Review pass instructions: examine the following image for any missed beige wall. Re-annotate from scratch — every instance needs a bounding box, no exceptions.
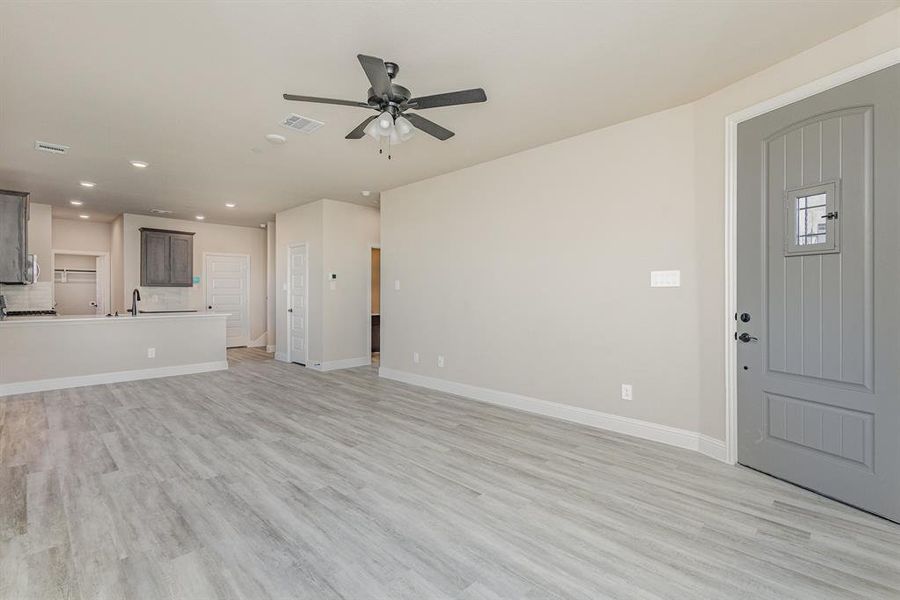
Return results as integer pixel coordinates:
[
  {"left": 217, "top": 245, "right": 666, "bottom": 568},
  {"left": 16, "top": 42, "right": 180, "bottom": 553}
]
[
  {"left": 381, "top": 10, "right": 900, "bottom": 442},
  {"left": 274, "top": 199, "right": 380, "bottom": 366},
  {"left": 0, "top": 315, "right": 226, "bottom": 390},
  {"left": 322, "top": 200, "right": 380, "bottom": 362},
  {"left": 51, "top": 217, "right": 111, "bottom": 252},
  {"left": 110, "top": 215, "right": 125, "bottom": 313},
  {"left": 122, "top": 214, "right": 268, "bottom": 342}
]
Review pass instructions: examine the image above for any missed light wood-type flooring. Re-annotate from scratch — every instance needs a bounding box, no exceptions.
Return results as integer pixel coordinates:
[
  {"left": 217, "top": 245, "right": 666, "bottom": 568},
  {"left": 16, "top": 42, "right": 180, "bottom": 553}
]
[{"left": 1, "top": 348, "right": 898, "bottom": 599}]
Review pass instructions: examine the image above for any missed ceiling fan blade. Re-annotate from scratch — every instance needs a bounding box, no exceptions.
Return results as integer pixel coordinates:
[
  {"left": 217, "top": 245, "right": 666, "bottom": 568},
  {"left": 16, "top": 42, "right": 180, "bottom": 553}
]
[
  {"left": 357, "top": 54, "right": 392, "bottom": 99},
  {"left": 408, "top": 88, "right": 487, "bottom": 110},
  {"left": 283, "top": 94, "right": 372, "bottom": 109},
  {"left": 346, "top": 115, "right": 378, "bottom": 139},
  {"left": 404, "top": 113, "right": 455, "bottom": 141}
]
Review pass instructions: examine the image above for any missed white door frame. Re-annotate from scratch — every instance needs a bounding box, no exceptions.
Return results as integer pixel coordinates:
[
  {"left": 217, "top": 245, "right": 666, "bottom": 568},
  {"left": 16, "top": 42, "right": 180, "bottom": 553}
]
[
  {"left": 366, "top": 244, "right": 381, "bottom": 365},
  {"left": 723, "top": 49, "right": 900, "bottom": 465},
  {"left": 286, "top": 242, "right": 309, "bottom": 365},
  {"left": 51, "top": 249, "right": 110, "bottom": 314},
  {"left": 203, "top": 252, "right": 251, "bottom": 347}
]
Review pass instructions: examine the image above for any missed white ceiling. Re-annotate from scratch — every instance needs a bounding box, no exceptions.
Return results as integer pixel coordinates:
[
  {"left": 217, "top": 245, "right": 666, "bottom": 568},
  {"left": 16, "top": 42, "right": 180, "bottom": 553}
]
[{"left": 0, "top": 1, "right": 895, "bottom": 227}]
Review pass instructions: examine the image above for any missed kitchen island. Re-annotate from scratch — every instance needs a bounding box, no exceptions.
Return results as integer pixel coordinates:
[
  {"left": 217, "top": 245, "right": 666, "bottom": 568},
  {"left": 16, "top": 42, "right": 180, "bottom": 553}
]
[{"left": 0, "top": 312, "right": 228, "bottom": 396}]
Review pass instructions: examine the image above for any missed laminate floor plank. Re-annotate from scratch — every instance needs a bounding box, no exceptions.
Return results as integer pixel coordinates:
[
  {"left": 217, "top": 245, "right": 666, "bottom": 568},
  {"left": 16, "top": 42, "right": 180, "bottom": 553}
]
[{"left": 1, "top": 347, "right": 898, "bottom": 599}]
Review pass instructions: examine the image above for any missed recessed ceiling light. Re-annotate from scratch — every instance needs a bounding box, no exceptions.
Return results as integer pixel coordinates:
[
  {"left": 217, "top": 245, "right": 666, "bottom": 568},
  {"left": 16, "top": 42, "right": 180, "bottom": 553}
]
[
  {"left": 265, "top": 133, "right": 287, "bottom": 145},
  {"left": 69, "top": 200, "right": 83, "bottom": 206},
  {"left": 79, "top": 214, "right": 90, "bottom": 219},
  {"left": 196, "top": 215, "right": 205, "bottom": 220},
  {"left": 225, "top": 203, "right": 236, "bottom": 208},
  {"left": 79, "top": 181, "right": 96, "bottom": 188},
  {"left": 129, "top": 160, "right": 149, "bottom": 168},
  {"left": 361, "top": 190, "right": 371, "bottom": 197}
]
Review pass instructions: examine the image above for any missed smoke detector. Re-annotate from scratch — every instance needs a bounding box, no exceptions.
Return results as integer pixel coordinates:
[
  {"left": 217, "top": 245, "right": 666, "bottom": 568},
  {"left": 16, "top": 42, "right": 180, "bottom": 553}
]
[
  {"left": 34, "top": 140, "right": 69, "bottom": 155},
  {"left": 149, "top": 208, "right": 173, "bottom": 215},
  {"left": 280, "top": 113, "right": 324, "bottom": 134}
]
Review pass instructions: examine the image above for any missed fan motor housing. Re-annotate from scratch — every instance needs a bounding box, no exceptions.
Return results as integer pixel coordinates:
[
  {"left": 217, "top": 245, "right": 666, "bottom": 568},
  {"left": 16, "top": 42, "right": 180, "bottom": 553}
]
[{"left": 367, "top": 84, "right": 411, "bottom": 107}]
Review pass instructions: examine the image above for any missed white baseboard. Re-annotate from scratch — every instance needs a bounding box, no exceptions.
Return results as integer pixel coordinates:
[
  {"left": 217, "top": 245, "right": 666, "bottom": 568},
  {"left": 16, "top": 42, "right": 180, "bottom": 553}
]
[
  {"left": 379, "top": 367, "right": 729, "bottom": 464},
  {"left": 0, "top": 361, "right": 229, "bottom": 397},
  {"left": 698, "top": 434, "right": 728, "bottom": 463},
  {"left": 265, "top": 345, "right": 275, "bottom": 353},
  {"left": 310, "top": 356, "right": 370, "bottom": 372},
  {"left": 274, "top": 352, "right": 289, "bottom": 363}
]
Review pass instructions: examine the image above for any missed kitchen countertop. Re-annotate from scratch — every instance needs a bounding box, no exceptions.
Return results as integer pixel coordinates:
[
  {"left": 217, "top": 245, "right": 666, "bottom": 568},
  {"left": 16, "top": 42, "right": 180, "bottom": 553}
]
[{"left": 0, "top": 312, "right": 229, "bottom": 325}]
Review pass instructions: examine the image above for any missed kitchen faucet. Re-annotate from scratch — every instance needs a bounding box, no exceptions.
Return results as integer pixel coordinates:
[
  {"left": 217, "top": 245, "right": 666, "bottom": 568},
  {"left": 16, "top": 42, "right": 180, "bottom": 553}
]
[{"left": 130, "top": 288, "right": 141, "bottom": 316}]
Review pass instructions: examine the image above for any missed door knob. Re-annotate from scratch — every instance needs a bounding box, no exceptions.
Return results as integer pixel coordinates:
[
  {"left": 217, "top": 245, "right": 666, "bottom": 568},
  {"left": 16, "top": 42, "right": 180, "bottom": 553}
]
[
  {"left": 288, "top": 308, "right": 293, "bottom": 313},
  {"left": 208, "top": 305, "right": 212, "bottom": 310},
  {"left": 738, "top": 332, "right": 758, "bottom": 343}
]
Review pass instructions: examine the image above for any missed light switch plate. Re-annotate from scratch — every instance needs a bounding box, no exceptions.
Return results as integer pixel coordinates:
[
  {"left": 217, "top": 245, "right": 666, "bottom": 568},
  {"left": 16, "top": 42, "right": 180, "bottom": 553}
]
[
  {"left": 394, "top": 280, "right": 401, "bottom": 291},
  {"left": 650, "top": 270, "right": 681, "bottom": 288}
]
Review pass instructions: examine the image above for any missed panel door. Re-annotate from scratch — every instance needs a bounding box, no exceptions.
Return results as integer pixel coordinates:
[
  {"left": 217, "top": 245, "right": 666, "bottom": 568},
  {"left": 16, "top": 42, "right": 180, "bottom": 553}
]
[
  {"left": 142, "top": 231, "right": 170, "bottom": 286},
  {"left": 169, "top": 234, "right": 194, "bottom": 286},
  {"left": 289, "top": 244, "right": 308, "bottom": 365},
  {"left": 205, "top": 254, "right": 249, "bottom": 348},
  {"left": 736, "top": 65, "right": 899, "bottom": 521}
]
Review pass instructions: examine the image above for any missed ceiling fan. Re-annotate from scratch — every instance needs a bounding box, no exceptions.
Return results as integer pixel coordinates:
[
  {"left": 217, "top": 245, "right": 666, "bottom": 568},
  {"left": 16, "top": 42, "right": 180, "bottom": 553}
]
[{"left": 283, "top": 54, "right": 487, "bottom": 146}]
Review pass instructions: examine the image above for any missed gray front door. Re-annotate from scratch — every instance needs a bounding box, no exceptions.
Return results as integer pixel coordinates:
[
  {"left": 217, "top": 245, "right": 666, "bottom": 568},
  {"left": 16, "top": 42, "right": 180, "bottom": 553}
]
[{"left": 737, "top": 64, "right": 899, "bottom": 522}]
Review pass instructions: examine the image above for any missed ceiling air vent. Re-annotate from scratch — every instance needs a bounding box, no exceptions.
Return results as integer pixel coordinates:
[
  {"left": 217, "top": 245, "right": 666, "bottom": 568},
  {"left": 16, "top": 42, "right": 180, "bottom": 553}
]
[
  {"left": 280, "top": 113, "right": 324, "bottom": 134},
  {"left": 149, "top": 208, "right": 173, "bottom": 215},
  {"left": 34, "top": 140, "right": 70, "bottom": 155}
]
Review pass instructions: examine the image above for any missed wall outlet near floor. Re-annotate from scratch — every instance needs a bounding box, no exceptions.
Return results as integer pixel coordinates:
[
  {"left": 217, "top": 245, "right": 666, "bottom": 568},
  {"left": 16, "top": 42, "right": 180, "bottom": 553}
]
[
  {"left": 147, "top": 347, "right": 156, "bottom": 359},
  {"left": 413, "top": 352, "right": 420, "bottom": 364},
  {"left": 437, "top": 355, "right": 445, "bottom": 368},
  {"left": 621, "top": 384, "right": 632, "bottom": 401}
]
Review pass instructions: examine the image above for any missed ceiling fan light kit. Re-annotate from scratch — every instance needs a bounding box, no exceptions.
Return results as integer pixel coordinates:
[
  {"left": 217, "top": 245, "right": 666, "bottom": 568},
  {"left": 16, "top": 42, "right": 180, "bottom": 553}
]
[{"left": 283, "top": 53, "right": 486, "bottom": 159}]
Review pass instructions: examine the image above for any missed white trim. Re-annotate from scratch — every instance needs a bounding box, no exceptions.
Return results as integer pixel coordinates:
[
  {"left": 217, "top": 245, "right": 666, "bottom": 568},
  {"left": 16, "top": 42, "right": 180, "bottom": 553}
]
[
  {"left": 310, "top": 357, "right": 370, "bottom": 372},
  {"left": 203, "top": 252, "right": 251, "bottom": 348},
  {"left": 723, "top": 49, "right": 900, "bottom": 465},
  {"left": 380, "top": 367, "right": 729, "bottom": 463},
  {"left": 0, "top": 361, "right": 228, "bottom": 397},
  {"left": 366, "top": 244, "right": 381, "bottom": 365},
  {"left": 286, "top": 242, "right": 309, "bottom": 366},
  {"left": 274, "top": 351, "right": 288, "bottom": 362}
]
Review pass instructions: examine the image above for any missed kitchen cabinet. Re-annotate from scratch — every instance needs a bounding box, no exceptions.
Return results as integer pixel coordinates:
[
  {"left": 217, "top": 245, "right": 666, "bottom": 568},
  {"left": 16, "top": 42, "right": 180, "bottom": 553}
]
[
  {"left": 140, "top": 227, "right": 195, "bottom": 287},
  {"left": 0, "top": 190, "right": 29, "bottom": 284}
]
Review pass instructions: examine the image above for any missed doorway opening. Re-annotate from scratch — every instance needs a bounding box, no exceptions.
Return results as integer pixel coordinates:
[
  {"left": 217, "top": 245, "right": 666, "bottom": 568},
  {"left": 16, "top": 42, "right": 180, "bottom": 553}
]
[
  {"left": 369, "top": 246, "right": 381, "bottom": 365},
  {"left": 52, "top": 250, "right": 110, "bottom": 316}
]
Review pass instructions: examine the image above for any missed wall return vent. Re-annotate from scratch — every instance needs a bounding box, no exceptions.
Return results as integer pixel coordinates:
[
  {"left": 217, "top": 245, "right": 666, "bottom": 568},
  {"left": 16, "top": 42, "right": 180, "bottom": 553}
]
[
  {"left": 280, "top": 113, "right": 324, "bottom": 134},
  {"left": 34, "top": 140, "right": 70, "bottom": 155}
]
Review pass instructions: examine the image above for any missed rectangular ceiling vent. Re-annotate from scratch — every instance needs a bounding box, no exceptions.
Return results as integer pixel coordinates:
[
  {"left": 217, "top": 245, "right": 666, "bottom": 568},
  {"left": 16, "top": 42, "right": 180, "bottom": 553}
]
[
  {"left": 280, "top": 113, "right": 324, "bottom": 134},
  {"left": 34, "top": 140, "right": 70, "bottom": 155},
  {"left": 149, "top": 208, "right": 173, "bottom": 215}
]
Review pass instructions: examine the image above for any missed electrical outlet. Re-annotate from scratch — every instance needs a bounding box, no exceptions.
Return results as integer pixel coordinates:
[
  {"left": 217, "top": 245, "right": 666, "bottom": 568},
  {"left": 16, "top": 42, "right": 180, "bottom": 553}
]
[
  {"left": 413, "top": 352, "right": 420, "bottom": 364},
  {"left": 621, "top": 384, "right": 632, "bottom": 401},
  {"left": 147, "top": 347, "right": 156, "bottom": 359},
  {"left": 394, "top": 279, "right": 401, "bottom": 291},
  {"left": 437, "top": 355, "right": 445, "bottom": 368}
]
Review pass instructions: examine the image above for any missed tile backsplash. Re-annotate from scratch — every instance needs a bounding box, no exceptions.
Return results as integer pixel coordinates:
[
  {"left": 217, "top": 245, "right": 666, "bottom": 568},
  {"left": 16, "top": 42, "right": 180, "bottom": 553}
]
[
  {"left": 137, "top": 287, "right": 193, "bottom": 311},
  {"left": 0, "top": 282, "right": 53, "bottom": 311}
]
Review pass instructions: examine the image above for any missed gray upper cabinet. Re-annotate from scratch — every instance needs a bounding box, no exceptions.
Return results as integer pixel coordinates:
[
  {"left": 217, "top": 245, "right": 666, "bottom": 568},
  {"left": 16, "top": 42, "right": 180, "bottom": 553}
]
[
  {"left": 0, "top": 190, "right": 30, "bottom": 284},
  {"left": 140, "top": 227, "right": 195, "bottom": 287}
]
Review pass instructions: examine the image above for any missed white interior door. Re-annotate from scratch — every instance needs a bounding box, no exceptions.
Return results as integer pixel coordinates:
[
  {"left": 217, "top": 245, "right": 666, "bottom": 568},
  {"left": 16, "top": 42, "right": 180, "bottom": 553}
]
[
  {"left": 288, "top": 244, "right": 308, "bottom": 365},
  {"left": 205, "top": 253, "right": 250, "bottom": 348}
]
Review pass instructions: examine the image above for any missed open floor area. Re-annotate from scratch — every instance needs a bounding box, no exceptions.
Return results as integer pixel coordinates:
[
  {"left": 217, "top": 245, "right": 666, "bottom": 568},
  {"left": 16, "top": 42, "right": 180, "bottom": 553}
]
[{"left": 2, "top": 349, "right": 898, "bottom": 600}]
